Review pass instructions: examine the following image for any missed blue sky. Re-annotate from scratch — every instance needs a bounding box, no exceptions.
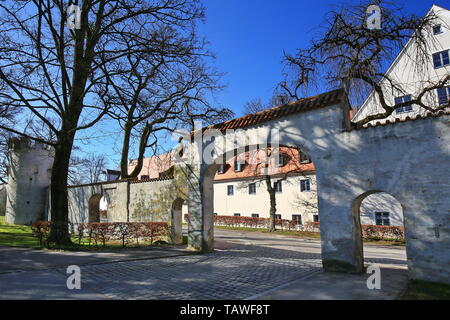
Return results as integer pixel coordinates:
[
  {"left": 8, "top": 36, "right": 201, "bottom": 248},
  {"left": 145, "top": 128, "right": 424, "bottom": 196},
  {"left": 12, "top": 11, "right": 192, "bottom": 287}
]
[
  {"left": 80, "top": 0, "right": 449, "bottom": 169},
  {"left": 199, "top": 0, "right": 448, "bottom": 116}
]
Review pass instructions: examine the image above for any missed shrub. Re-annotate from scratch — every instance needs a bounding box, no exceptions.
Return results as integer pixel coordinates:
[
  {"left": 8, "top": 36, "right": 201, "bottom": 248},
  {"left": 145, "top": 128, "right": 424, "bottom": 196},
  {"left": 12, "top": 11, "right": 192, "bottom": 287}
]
[
  {"left": 31, "top": 221, "right": 52, "bottom": 247},
  {"left": 92, "top": 223, "right": 113, "bottom": 247},
  {"left": 362, "top": 225, "right": 404, "bottom": 241},
  {"left": 112, "top": 222, "right": 132, "bottom": 248},
  {"left": 141, "top": 222, "right": 169, "bottom": 244},
  {"left": 304, "top": 222, "right": 320, "bottom": 233},
  {"left": 77, "top": 223, "right": 86, "bottom": 245}
]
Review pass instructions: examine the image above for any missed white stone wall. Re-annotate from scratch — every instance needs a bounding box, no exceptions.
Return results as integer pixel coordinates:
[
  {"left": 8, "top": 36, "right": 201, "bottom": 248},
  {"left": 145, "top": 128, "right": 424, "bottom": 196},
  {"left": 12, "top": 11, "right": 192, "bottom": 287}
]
[
  {"left": 353, "top": 6, "right": 450, "bottom": 124},
  {"left": 67, "top": 178, "right": 176, "bottom": 224},
  {"left": 188, "top": 95, "right": 449, "bottom": 283}
]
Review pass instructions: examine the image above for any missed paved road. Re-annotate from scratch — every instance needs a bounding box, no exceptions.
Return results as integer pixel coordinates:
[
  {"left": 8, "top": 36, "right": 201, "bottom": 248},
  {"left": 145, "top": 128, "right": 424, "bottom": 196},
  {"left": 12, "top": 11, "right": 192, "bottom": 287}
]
[{"left": 0, "top": 229, "right": 408, "bottom": 300}]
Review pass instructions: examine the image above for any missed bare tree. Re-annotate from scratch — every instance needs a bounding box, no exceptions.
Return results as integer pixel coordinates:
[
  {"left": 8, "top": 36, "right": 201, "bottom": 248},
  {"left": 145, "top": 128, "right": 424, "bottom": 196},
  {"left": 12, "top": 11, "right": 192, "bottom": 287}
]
[
  {"left": 69, "top": 153, "right": 108, "bottom": 185},
  {"left": 235, "top": 146, "right": 313, "bottom": 232},
  {"left": 0, "top": 0, "right": 209, "bottom": 245},
  {"left": 280, "top": 1, "right": 450, "bottom": 126},
  {"left": 243, "top": 93, "right": 291, "bottom": 116},
  {"left": 103, "top": 36, "right": 233, "bottom": 179},
  {"left": 243, "top": 98, "right": 265, "bottom": 115}
]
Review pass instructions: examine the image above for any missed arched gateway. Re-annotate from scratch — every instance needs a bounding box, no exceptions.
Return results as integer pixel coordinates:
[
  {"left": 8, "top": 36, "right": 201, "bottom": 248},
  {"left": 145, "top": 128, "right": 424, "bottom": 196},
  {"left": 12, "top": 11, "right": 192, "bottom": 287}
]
[{"left": 177, "top": 88, "right": 449, "bottom": 285}]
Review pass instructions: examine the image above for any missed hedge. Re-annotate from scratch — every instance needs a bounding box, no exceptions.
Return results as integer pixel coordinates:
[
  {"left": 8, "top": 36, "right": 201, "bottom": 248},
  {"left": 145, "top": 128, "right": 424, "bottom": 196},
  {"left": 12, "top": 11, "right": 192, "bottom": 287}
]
[
  {"left": 184, "top": 215, "right": 404, "bottom": 240},
  {"left": 32, "top": 221, "right": 169, "bottom": 248}
]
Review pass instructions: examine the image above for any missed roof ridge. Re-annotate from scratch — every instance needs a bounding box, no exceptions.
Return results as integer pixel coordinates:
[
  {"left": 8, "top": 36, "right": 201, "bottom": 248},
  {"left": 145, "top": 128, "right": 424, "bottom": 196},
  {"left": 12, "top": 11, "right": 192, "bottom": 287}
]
[
  {"left": 352, "top": 109, "right": 450, "bottom": 131},
  {"left": 207, "top": 88, "right": 346, "bottom": 132}
]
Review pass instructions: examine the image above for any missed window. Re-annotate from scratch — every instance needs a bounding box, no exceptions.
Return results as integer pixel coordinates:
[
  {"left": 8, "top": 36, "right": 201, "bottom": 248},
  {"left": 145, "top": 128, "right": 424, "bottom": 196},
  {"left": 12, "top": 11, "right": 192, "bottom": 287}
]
[
  {"left": 394, "top": 95, "right": 413, "bottom": 114},
  {"left": 437, "top": 87, "right": 450, "bottom": 106},
  {"left": 277, "top": 153, "right": 287, "bottom": 167},
  {"left": 292, "top": 215, "right": 302, "bottom": 225},
  {"left": 274, "top": 180, "right": 282, "bottom": 193},
  {"left": 251, "top": 213, "right": 259, "bottom": 218},
  {"left": 300, "top": 152, "right": 311, "bottom": 164},
  {"left": 300, "top": 179, "right": 311, "bottom": 192},
  {"left": 313, "top": 215, "right": 319, "bottom": 222},
  {"left": 217, "top": 164, "right": 226, "bottom": 174},
  {"left": 375, "top": 212, "right": 390, "bottom": 226},
  {"left": 433, "top": 24, "right": 443, "bottom": 35},
  {"left": 275, "top": 214, "right": 282, "bottom": 220},
  {"left": 234, "top": 213, "right": 241, "bottom": 217},
  {"left": 227, "top": 185, "right": 234, "bottom": 196},
  {"left": 249, "top": 183, "right": 256, "bottom": 195},
  {"left": 234, "top": 160, "right": 244, "bottom": 172},
  {"left": 433, "top": 50, "right": 450, "bottom": 69}
]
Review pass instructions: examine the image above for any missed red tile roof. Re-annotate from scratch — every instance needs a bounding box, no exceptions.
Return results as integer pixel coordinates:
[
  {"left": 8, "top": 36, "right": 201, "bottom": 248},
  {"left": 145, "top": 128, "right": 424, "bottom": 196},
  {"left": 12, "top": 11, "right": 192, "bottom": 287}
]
[
  {"left": 206, "top": 88, "right": 347, "bottom": 132},
  {"left": 353, "top": 110, "right": 450, "bottom": 130}
]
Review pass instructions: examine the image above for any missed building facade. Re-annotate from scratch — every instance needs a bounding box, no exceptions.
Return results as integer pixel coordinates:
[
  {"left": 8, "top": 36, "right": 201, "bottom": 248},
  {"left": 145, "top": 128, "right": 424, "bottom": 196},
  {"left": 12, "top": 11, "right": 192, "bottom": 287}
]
[{"left": 353, "top": 5, "right": 450, "bottom": 123}]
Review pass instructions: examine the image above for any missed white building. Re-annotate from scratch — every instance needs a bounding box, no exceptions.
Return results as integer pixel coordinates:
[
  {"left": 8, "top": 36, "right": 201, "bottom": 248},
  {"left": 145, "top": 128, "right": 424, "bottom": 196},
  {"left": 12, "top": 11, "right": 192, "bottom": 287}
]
[
  {"left": 353, "top": 5, "right": 450, "bottom": 123},
  {"left": 130, "top": 145, "right": 403, "bottom": 227},
  {"left": 212, "top": 147, "right": 319, "bottom": 224}
]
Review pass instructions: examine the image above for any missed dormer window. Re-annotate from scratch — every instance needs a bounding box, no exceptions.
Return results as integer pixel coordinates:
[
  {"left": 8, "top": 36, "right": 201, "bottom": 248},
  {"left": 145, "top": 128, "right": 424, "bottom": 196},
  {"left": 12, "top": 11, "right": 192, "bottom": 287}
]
[
  {"left": 277, "top": 153, "right": 285, "bottom": 167},
  {"left": 300, "top": 152, "right": 311, "bottom": 164},
  {"left": 217, "top": 164, "right": 226, "bottom": 174},
  {"left": 234, "top": 160, "right": 244, "bottom": 172},
  {"left": 433, "top": 24, "right": 443, "bottom": 35}
]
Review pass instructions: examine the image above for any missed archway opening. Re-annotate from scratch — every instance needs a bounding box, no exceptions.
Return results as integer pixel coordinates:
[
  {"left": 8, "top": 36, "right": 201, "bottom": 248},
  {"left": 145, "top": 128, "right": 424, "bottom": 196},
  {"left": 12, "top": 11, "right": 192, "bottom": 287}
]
[
  {"left": 88, "top": 194, "right": 103, "bottom": 223},
  {"left": 210, "top": 144, "right": 319, "bottom": 236},
  {"left": 171, "top": 197, "right": 186, "bottom": 244},
  {"left": 99, "top": 195, "right": 109, "bottom": 222},
  {"left": 353, "top": 191, "right": 407, "bottom": 270}
]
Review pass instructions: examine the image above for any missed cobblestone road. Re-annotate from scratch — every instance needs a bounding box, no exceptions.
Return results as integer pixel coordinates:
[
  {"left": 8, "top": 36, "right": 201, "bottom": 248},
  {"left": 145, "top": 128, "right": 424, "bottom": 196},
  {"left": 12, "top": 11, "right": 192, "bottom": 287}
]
[
  {"left": 0, "top": 229, "right": 406, "bottom": 300},
  {"left": 68, "top": 244, "right": 322, "bottom": 300}
]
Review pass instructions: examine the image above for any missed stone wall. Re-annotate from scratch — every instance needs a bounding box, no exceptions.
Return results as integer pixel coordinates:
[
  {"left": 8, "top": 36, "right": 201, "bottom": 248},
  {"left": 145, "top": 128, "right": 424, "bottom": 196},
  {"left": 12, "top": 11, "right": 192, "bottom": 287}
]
[
  {"left": 67, "top": 177, "right": 177, "bottom": 224},
  {"left": 186, "top": 100, "right": 450, "bottom": 284}
]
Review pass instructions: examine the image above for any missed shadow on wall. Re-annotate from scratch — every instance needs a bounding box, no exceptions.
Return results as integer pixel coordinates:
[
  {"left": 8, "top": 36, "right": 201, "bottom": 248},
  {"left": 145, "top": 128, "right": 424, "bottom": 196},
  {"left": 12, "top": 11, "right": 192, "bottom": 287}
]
[{"left": 189, "top": 98, "right": 449, "bottom": 283}]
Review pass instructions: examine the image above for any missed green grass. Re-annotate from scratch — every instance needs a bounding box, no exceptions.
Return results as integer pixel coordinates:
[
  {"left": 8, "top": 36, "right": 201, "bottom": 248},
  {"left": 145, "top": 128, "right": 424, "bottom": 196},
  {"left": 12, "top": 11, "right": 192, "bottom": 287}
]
[
  {"left": 401, "top": 280, "right": 450, "bottom": 300},
  {"left": 214, "top": 225, "right": 321, "bottom": 239},
  {"left": 0, "top": 216, "right": 43, "bottom": 249},
  {"left": 0, "top": 216, "right": 170, "bottom": 251}
]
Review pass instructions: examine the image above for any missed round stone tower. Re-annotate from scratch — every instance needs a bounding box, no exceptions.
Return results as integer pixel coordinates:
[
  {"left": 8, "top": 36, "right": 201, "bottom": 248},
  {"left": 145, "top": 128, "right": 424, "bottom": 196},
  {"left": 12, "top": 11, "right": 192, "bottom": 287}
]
[{"left": 6, "top": 137, "right": 54, "bottom": 225}]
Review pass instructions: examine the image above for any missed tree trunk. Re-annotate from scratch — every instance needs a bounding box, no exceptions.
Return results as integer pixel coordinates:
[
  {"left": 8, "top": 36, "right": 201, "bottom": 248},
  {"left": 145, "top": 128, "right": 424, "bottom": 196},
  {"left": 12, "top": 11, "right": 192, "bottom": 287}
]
[
  {"left": 265, "top": 176, "right": 277, "bottom": 232},
  {"left": 48, "top": 132, "right": 76, "bottom": 246},
  {"left": 120, "top": 123, "right": 132, "bottom": 178},
  {"left": 121, "top": 123, "right": 152, "bottom": 179}
]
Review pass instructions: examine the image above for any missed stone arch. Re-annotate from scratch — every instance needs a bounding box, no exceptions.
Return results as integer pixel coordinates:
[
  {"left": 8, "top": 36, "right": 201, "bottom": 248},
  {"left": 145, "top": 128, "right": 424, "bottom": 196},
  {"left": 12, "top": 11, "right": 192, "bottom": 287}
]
[
  {"left": 188, "top": 142, "right": 316, "bottom": 253},
  {"left": 170, "top": 197, "right": 185, "bottom": 244},
  {"left": 352, "top": 190, "right": 406, "bottom": 271},
  {"left": 88, "top": 194, "right": 103, "bottom": 223}
]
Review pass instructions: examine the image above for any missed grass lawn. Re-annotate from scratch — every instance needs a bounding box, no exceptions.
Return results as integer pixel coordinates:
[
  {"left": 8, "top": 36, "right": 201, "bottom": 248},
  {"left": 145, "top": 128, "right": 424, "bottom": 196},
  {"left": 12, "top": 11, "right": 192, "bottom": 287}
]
[
  {"left": 401, "top": 280, "right": 450, "bottom": 300},
  {"left": 0, "top": 216, "right": 169, "bottom": 251},
  {"left": 214, "top": 225, "right": 321, "bottom": 239},
  {"left": 214, "top": 225, "right": 405, "bottom": 246},
  {"left": 0, "top": 216, "right": 42, "bottom": 249}
]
